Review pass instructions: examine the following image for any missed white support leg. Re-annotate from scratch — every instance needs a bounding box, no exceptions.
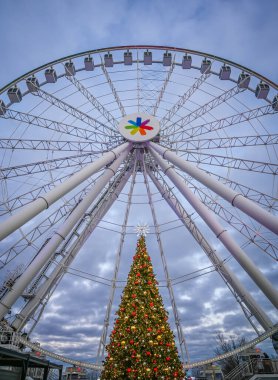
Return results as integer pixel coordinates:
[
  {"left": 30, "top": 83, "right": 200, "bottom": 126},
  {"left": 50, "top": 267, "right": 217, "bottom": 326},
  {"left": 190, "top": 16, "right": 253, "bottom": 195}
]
[
  {"left": 148, "top": 169, "right": 273, "bottom": 332},
  {"left": 11, "top": 167, "right": 131, "bottom": 331},
  {"left": 149, "top": 148, "right": 278, "bottom": 309},
  {"left": 149, "top": 142, "right": 278, "bottom": 235},
  {"left": 0, "top": 142, "right": 130, "bottom": 241},
  {"left": 0, "top": 147, "right": 130, "bottom": 320}
]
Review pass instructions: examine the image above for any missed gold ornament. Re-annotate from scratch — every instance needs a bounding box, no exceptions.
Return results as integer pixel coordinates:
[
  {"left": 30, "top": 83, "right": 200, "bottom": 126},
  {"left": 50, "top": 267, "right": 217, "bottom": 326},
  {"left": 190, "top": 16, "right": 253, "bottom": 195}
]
[
  {"left": 157, "top": 335, "right": 162, "bottom": 340},
  {"left": 121, "top": 341, "right": 126, "bottom": 345}
]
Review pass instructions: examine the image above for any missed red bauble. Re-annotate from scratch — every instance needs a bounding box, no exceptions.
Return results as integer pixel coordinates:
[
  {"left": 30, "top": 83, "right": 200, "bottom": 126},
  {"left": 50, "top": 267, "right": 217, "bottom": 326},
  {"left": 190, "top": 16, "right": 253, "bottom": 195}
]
[
  {"left": 154, "top": 367, "right": 158, "bottom": 372},
  {"left": 150, "top": 302, "right": 154, "bottom": 307},
  {"left": 127, "top": 368, "right": 132, "bottom": 373},
  {"left": 166, "top": 356, "right": 171, "bottom": 361},
  {"left": 132, "top": 294, "right": 137, "bottom": 298}
]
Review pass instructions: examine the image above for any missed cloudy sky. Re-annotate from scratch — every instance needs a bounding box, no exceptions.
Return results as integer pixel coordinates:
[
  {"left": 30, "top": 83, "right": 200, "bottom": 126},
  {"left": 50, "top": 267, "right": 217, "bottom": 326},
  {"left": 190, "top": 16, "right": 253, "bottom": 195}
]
[{"left": 0, "top": 0, "right": 277, "bottom": 370}]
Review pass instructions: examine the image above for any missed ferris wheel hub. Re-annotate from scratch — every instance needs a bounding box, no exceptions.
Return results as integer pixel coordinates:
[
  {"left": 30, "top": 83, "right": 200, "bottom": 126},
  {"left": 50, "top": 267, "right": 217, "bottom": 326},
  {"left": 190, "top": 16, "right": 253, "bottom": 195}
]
[{"left": 118, "top": 112, "right": 160, "bottom": 142}]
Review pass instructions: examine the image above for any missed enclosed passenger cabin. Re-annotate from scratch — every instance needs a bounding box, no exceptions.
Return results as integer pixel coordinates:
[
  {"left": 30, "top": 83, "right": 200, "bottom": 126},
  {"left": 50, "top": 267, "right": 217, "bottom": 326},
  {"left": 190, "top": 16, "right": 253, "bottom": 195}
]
[
  {"left": 219, "top": 65, "right": 231, "bottom": 80},
  {"left": 238, "top": 72, "right": 250, "bottom": 88},
  {"left": 124, "top": 51, "right": 132, "bottom": 65},
  {"left": 255, "top": 82, "right": 270, "bottom": 99},
  {"left": 45, "top": 68, "right": 57, "bottom": 83},
  {"left": 182, "top": 54, "right": 192, "bottom": 69},
  {"left": 104, "top": 53, "right": 113, "bottom": 67},
  {"left": 163, "top": 52, "right": 172, "bottom": 66},
  {"left": 65, "top": 62, "right": 76, "bottom": 76},
  {"left": 7, "top": 86, "right": 22, "bottom": 103},
  {"left": 0, "top": 100, "right": 6, "bottom": 115},
  {"left": 26, "top": 76, "right": 40, "bottom": 92},
  {"left": 144, "top": 50, "right": 152, "bottom": 65},
  {"left": 84, "top": 56, "right": 94, "bottom": 71},
  {"left": 272, "top": 95, "right": 278, "bottom": 111},
  {"left": 200, "top": 58, "right": 211, "bottom": 74}
]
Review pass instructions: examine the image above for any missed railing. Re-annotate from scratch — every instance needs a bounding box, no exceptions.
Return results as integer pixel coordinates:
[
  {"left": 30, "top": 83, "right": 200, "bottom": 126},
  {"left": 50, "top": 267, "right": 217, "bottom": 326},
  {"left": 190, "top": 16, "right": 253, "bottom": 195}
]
[{"left": 224, "top": 358, "right": 278, "bottom": 380}]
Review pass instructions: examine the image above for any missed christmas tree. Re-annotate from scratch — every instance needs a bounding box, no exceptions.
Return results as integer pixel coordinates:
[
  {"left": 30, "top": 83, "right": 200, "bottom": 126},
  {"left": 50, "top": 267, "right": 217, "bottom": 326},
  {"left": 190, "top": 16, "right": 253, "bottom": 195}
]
[{"left": 100, "top": 234, "right": 185, "bottom": 379}]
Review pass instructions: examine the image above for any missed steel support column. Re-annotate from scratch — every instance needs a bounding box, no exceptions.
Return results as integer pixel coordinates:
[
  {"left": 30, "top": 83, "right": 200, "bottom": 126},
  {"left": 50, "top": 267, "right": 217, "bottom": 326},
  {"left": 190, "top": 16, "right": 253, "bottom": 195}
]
[
  {"left": 148, "top": 168, "right": 274, "bottom": 332},
  {"left": 0, "top": 147, "right": 131, "bottom": 320},
  {"left": 149, "top": 148, "right": 278, "bottom": 309},
  {"left": 149, "top": 142, "right": 278, "bottom": 235},
  {"left": 11, "top": 167, "right": 131, "bottom": 331},
  {"left": 97, "top": 160, "right": 138, "bottom": 362},
  {"left": 0, "top": 142, "right": 130, "bottom": 241}
]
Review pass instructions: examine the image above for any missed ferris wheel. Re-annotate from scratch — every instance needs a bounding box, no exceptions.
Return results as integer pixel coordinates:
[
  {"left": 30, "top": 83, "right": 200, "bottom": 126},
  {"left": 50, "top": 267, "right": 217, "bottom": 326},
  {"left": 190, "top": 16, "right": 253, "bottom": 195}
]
[{"left": 0, "top": 45, "right": 277, "bottom": 369}]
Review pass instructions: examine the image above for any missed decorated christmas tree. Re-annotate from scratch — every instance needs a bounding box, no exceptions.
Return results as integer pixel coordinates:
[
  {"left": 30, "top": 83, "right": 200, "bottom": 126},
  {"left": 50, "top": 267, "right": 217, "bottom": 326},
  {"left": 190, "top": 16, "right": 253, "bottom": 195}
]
[{"left": 100, "top": 234, "right": 185, "bottom": 379}]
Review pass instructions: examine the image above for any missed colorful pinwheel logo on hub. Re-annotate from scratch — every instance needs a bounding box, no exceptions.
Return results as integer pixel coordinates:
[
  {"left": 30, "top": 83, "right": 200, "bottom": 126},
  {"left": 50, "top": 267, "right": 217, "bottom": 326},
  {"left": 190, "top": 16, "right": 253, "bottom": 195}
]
[{"left": 125, "top": 117, "right": 154, "bottom": 136}]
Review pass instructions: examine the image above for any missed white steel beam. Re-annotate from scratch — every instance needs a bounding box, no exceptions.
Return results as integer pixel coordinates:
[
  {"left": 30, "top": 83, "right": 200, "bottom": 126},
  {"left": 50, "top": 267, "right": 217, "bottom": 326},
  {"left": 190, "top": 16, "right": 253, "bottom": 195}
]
[
  {"left": 35, "top": 88, "right": 116, "bottom": 139},
  {"left": 1, "top": 108, "right": 116, "bottom": 147},
  {"left": 97, "top": 160, "right": 137, "bottom": 362},
  {"left": 149, "top": 143, "right": 278, "bottom": 235},
  {"left": 164, "top": 104, "right": 276, "bottom": 142},
  {"left": 1, "top": 152, "right": 95, "bottom": 179},
  {"left": 161, "top": 84, "right": 243, "bottom": 136},
  {"left": 11, "top": 167, "right": 131, "bottom": 331},
  {"left": 177, "top": 150, "right": 278, "bottom": 175},
  {"left": 175, "top": 134, "right": 278, "bottom": 151},
  {"left": 0, "top": 142, "right": 130, "bottom": 241},
  {"left": 0, "top": 148, "right": 130, "bottom": 319},
  {"left": 149, "top": 148, "right": 278, "bottom": 309},
  {"left": 101, "top": 62, "right": 126, "bottom": 117},
  {"left": 147, "top": 167, "right": 274, "bottom": 331},
  {"left": 67, "top": 75, "right": 119, "bottom": 130},
  {"left": 160, "top": 69, "right": 211, "bottom": 128},
  {"left": 0, "top": 138, "right": 101, "bottom": 153},
  {"left": 153, "top": 60, "right": 175, "bottom": 117}
]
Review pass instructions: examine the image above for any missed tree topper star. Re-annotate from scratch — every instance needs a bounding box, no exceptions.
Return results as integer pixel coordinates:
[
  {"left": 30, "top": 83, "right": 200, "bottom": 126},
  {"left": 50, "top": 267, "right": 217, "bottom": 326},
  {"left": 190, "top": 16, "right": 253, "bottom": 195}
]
[{"left": 135, "top": 223, "right": 150, "bottom": 237}]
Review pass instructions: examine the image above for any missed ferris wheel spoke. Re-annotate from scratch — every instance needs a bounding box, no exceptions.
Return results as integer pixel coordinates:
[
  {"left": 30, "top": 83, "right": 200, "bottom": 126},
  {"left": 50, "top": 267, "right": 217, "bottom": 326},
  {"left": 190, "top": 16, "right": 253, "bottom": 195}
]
[
  {"left": 161, "top": 85, "right": 244, "bottom": 136},
  {"left": 180, "top": 150, "right": 278, "bottom": 175},
  {"left": 34, "top": 88, "right": 117, "bottom": 141},
  {"left": 1, "top": 108, "right": 111, "bottom": 146},
  {"left": 101, "top": 62, "right": 126, "bottom": 117},
  {"left": 184, "top": 178, "right": 278, "bottom": 261},
  {"left": 175, "top": 133, "right": 278, "bottom": 151},
  {"left": 169, "top": 104, "right": 276, "bottom": 143},
  {"left": 152, "top": 61, "right": 175, "bottom": 117},
  {"left": 66, "top": 74, "right": 119, "bottom": 131},
  {"left": 160, "top": 71, "right": 211, "bottom": 128},
  {"left": 0, "top": 152, "right": 96, "bottom": 180},
  {"left": 0, "top": 138, "right": 103, "bottom": 153}
]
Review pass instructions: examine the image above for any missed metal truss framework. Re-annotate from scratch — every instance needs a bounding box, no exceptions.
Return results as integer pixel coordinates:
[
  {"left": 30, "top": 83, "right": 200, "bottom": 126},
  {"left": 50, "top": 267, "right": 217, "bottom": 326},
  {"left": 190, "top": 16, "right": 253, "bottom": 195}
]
[{"left": 0, "top": 45, "right": 277, "bottom": 369}]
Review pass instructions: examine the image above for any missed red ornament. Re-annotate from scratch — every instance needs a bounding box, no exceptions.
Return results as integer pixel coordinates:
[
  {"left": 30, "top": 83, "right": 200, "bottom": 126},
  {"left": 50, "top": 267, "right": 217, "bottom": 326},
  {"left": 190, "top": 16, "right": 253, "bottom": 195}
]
[
  {"left": 132, "top": 294, "right": 137, "bottom": 299},
  {"left": 154, "top": 367, "right": 158, "bottom": 372},
  {"left": 130, "top": 340, "right": 134, "bottom": 345},
  {"left": 127, "top": 368, "right": 132, "bottom": 373},
  {"left": 131, "top": 311, "right": 136, "bottom": 317},
  {"left": 150, "top": 302, "right": 154, "bottom": 307},
  {"left": 166, "top": 356, "right": 171, "bottom": 361},
  {"left": 136, "top": 273, "right": 141, "bottom": 277}
]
